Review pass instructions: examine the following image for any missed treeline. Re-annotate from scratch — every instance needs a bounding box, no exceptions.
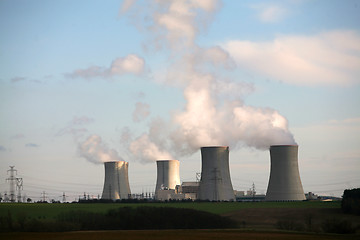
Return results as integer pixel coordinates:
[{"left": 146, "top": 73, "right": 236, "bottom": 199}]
[
  {"left": 0, "top": 207, "right": 237, "bottom": 232},
  {"left": 77, "top": 198, "right": 196, "bottom": 203},
  {"left": 76, "top": 198, "right": 231, "bottom": 203},
  {"left": 341, "top": 188, "right": 360, "bottom": 215}
]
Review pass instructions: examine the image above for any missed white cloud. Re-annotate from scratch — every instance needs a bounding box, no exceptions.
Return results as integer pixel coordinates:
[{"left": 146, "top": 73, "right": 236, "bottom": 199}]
[
  {"left": 72, "top": 116, "right": 95, "bottom": 125},
  {"left": 120, "top": 0, "right": 295, "bottom": 160},
  {"left": 132, "top": 102, "right": 150, "bottom": 122},
  {"left": 78, "top": 135, "right": 123, "bottom": 164},
  {"left": 66, "top": 54, "right": 145, "bottom": 79},
  {"left": 224, "top": 30, "right": 360, "bottom": 86},
  {"left": 56, "top": 115, "right": 94, "bottom": 138},
  {"left": 251, "top": 4, "right": 288, "bottom": 23},
  {"left": 123, "top": 0, "right": 220, "bottom": 49},
  {"left": 119, "top": 0, "right": 136, "bottom": 15},
  {"left": 129, "top": 134, "right": 173, "bottom": 163},
  {"left": 66, "top": 66, "right": 105, "bottom": 79},
  {"left": 110, "top": 54, "right": 145, "bottom": 75}
]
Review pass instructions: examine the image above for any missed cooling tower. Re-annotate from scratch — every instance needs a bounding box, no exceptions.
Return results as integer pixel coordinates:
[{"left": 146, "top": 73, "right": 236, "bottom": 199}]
[
  {"left": 101, "top": 161, "right": 131, "bottom": 200},
  {"left": 155, "top": 160, "right": 180, "bottom": 194},
  {"left": 198, "top": 146, "right": 235, "bottom": 201},
  {"left": 265, "top": 145, "right": 306, "bottom": 201}
]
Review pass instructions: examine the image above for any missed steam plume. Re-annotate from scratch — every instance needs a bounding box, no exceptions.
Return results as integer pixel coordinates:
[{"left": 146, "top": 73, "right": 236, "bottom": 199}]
[
  {"left": 133, "top": 102, "right": 150, "bottom": 122},
  {"left": 78, "top": 135, "right": 123, "bottom": 164},
  {"left": 130, "top": 134, "right": 173, "bottom": 163},
  {"left": 121, "top": 0, "right": 296, "bottom": 162},
  {"left": 66, "top": 54, "right": 145, "bottom": 79}
]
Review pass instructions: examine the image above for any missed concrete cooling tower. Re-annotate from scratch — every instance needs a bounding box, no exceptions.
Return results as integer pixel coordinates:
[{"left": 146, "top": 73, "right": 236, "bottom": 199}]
[
  {"left": 155, "top": 160, "right": 180, "bottom": 194},
  {"left": 265, "top": 145, "right": 306, "bottom": 201},
  {"left": 101, "top": 161, "right": 131, "bottom": 200},
  {"left": 198, "top": 146, "right": 235, "bottom": 201}
]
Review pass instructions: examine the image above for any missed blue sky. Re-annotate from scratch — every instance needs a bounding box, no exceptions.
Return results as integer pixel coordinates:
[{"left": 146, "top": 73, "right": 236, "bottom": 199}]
[{"left": 1, "top": 0, "right": 359, "bottom": 201}]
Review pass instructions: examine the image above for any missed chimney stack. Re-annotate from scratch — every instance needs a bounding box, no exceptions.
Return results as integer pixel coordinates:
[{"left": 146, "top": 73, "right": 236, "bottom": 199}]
[
  {"left": 101, "top": 161, "right": 131, "bottom": 200},
  {"left": 155, "top": 160, "right": 180, "bottom": 198},
  {"left": 198, "top": 146, "right": 235, "bottom": 201},
  {"left": 265, "top": 145, "right": 305, "bottom": 201}
]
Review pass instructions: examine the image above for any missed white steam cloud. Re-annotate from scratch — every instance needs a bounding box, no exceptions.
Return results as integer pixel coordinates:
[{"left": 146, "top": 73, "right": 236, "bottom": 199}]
[
  {"left": 132, "top": 102, "right": 150, "bottom": 122},
  {"left": 66, "top": 54, "right": 145, "bottom": 79},
  {"left": 120, "top": 0, "right": 296, "bottom": 162},
  {"left": 58, "top": 116, "right": 124, "bottom": 165},
  {"left": 78, "top": 135, "right": 123, "bottom": 164},
  {"left": 130, "top": 134, "right": 173, "bottom": 163}
]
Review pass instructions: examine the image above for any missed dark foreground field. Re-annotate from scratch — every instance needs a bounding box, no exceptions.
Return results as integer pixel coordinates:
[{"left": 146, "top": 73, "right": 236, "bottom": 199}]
[
  {"left": 0, "top": 201, "right": 343, "bottom": 217},
  {"left": 1, "top": 201, "right": 360, "bottom": 239},
  {"left": 0, "top": 229, "right": 357, "bottom": 240},
  {"left": 223, "top": 206, "right": 360, "bottom": 232}
]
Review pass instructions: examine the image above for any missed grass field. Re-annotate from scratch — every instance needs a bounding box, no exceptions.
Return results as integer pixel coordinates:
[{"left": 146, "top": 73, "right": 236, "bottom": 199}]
[
  {"left": 0, "top": 201, "right": 341, "bottom": 219},
  {"left": 1, "top": 201, "right": 359, "bottom": 238}
]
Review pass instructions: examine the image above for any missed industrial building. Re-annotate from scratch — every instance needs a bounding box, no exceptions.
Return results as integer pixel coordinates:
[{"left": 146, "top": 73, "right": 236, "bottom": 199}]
[
  {"left": 198, "top": 146, "right": 235, "bottom": 201},
  {"left": 101, "top": 161, "right": 131, "bottom": 200},
  {"left": 180, "top": 181, "right": 199, "bottom": 200},
  {"left": 265, "top": 145, "right": 306, "bottom": 201}
]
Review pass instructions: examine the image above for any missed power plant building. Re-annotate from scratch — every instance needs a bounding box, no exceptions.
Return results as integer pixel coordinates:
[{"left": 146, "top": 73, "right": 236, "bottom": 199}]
[
  {"left": 198, "top": 146, "right": 235, "bottom": 201},
  {"left": 265, "top": 145, "right": 306, "bottom": 201},
  {"left": 181, "top": 181, "right": 199, "bottom": 200},
  {"left": 101, "top": 161, "right": 131, "bottom": 200}
]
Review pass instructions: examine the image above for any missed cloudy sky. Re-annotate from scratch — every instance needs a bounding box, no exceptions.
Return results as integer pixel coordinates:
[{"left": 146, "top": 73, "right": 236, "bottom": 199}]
[{"left": 1, "top": 0, "right": 359, "bottom": 201}]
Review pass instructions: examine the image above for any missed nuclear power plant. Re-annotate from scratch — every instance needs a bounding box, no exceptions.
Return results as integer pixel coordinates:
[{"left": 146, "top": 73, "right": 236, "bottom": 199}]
[
  {"left": 265, "top": 145, "right": 306, "bottom": 201},
  {"left": 96, "top": 145, "right": 307, "bottom": 202},
  {"left": 198, "top": 146, "right": 235, "bottom": 201},
  {"left": 101, "top": 161, "right": 131, "bottom": 200},
  {"left": 2, "top": 144, "right": 311, "bottom": 202}
]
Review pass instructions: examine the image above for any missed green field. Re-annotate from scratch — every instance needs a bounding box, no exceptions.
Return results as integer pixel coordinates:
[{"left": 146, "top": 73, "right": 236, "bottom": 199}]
[
  {"left": 1, "top": 201, "right": 359, "bottom": 239},
  {"left": 0, "top": 201, "right": 341, "bottom": 219}
]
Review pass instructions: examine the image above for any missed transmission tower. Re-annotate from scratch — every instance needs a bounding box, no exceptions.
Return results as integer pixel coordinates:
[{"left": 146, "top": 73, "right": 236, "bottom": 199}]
[
  {"left": 61, "top": 192, "right": 68, "bottom": 203},
  {"left": 252, "top": 182, "right": 256, "bottom": 201},
  {"left": 41, "top": 191, "right": 47, "bottom": 202},
  {"left": 6, "top": 166, "right": 17, "bottom": 202},
  {"left": 16, "top": 178, "right": 23, "bottom": 202},
  {"left": 211, "top": 168, "right": 222, "bottom": 201}
]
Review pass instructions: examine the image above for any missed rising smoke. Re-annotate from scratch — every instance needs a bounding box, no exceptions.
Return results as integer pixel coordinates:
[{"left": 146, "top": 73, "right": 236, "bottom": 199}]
[
  {"left": 78, "top": 135, "right": 124, "bottom": 164},
  {"left": 133, "top": 102, "right": 151, "bottom": 123},
  {"left": 65, "top": 54, "right": 145, "bottom": 79},
  {"left": 123, "top": 0, "right": 296, "bottom": 162},
  {"left": 58, "top": 116, "right": 124, "bottom": 164}
]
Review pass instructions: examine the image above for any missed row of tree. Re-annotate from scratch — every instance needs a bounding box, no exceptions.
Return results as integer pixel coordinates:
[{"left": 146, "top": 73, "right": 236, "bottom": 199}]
[{"left": 341, "top": 188, "right": 360, "bottom": 215}]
